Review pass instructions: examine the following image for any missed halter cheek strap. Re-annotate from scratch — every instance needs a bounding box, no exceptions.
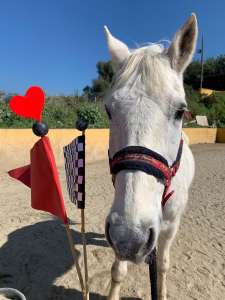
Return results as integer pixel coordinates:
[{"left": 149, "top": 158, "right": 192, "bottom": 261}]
[{"left": 109, "top": 139, "right": 183, "bottom": 208}]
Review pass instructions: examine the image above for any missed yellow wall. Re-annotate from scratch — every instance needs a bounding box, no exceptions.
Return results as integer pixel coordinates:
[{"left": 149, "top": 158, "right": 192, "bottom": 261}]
[
  {"left": 200, "top": 88, "right": 225, "bottom": 96},
  {"left": 0, "top": 129, "right": 109, "bottom": 171},
  {"left": 0, "top": 128, "right": 223, "bottom": 171},
  {"left": 216, "top": 128, "right": 225, "bottom": 143},
  {"left": 183, "top": 128, "right": 217, "bottom": 144},
  {"left": 200, "top": 88, "right": 214, "bottom": 96}
]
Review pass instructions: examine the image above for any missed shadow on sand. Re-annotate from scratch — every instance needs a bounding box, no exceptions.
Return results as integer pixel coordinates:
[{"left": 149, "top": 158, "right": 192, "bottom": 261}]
[
  {"left": 0, "top": 220, "right": 140, "bottom": 300},
  {"left": 50, "top": 285, "right": 141, "bottom": 299}
]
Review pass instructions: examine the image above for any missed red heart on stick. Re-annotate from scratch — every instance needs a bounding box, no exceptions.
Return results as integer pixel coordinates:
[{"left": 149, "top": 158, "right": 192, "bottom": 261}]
[{"left": 9, "top": 86, "right": 45, "bottom": 122}]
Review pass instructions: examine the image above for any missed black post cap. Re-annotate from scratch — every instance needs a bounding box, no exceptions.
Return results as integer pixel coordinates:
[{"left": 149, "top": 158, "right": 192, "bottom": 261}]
[
  {"left": 76, "top": 117, "right": 88, "bottom": 131},
  {"left": 32, "top": 122, "right": 49, "bottom": 137}
]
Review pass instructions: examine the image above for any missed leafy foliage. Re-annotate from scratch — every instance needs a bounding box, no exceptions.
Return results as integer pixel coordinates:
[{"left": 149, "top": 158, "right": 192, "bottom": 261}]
[
  {"left": 205, "top": 92, "right": 225, "bottom": 127},
  {"left": 2, "top": 54, "right": 225, "bottom": 128},
  {"left": 0, "top": 101, "right": 33, "bottom": 127},
  {"left": 82, "top": 61, "right": 113, "bottom": 100},
  {"left": 0, "top": 96, "right": 109, "bottom": 128},
  {"left": 184, "top": 55, "right": 225, "bottom": 90},
  {"left": 2, "top": 87, "right": 225, "bottom": 128},
  {"left": 77, "top": 102, "right": 108, "bottom": 128},
  {"left": 184, "top": 85, "right": 225, "bottom": 127}
]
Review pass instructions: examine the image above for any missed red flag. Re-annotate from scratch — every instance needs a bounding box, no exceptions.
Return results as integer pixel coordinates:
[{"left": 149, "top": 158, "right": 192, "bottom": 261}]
[
  {"left": 8, "top": 165, "right": 31, "bottom": 187},
  {"left": 8, "top": 136, "right": 68, "bottom": 224}
]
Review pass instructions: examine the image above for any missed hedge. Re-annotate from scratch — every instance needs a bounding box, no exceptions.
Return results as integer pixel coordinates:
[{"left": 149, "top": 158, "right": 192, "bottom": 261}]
[{"left": 1, "top": 87, "right": 225, "bottom": 128}]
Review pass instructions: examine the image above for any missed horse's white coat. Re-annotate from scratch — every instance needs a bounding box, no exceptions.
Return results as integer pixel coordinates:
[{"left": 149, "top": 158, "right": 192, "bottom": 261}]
[{"left": 104, "top": 14, "right": 198, "bottom": 300}]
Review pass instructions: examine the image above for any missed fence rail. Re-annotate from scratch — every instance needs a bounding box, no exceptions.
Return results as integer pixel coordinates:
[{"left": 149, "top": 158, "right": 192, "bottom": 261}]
[{"left": 0, "top": 128, "right": 224, "bottom": 170}]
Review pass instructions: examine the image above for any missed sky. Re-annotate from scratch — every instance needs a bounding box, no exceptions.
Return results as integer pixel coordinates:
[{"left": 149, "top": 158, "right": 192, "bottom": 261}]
[{"left": 0, "top": 0, "right": 224, "bottom": 95}]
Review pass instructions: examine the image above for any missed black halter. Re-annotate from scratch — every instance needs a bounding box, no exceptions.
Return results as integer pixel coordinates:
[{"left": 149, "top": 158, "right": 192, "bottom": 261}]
[
  {"left": 109, "top": 139, "right": 183, "bottom": 207},
  {"left": 108, "top": 139, "right": 184, "bottom": 300}
]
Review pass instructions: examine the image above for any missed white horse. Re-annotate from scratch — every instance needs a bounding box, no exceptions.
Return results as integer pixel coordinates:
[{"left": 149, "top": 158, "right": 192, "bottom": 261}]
[{"left": 104, "top": 14, "right": 198, "bottom": 300}]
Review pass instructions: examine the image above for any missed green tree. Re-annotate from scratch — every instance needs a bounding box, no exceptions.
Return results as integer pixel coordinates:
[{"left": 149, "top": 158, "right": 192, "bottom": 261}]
[
  {"left": 92, "top": 78, "right": 110, "bottom": 99},
  {"left": 96, "top": 61, "right": 114, "bottom": 82},
  {"left": 83, "top": 85, "right": 93, "bottom": 100},
  {"left": 184, "top": 61, "right": 201, "bottom": 89},
  {"left": 184, "top": 55, "right": 225, "bottom": 90},
  {"left": 83, "top": 61, "right": 114, "bottom": 101}
]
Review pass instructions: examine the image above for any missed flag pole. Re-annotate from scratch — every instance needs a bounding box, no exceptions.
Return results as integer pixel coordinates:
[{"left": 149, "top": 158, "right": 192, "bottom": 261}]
[
  {"left": 64, "top": 117, "right": 89, "bottom": 299},
  {"left": 200, "top": 34, "right": 204, "bottom": 92},
  {"left": 81, "top": 209, "right": 89, "bottom": 300},
  {"left": 32, "top": 116, "right": 85, "bottom": 298},
  {"left": 32, "top": 121, "right": 86, "bottom": 299},
  {"left": 81, "top": 129, "right": 89, "bottom": 300},
  {"left": 8, "top": 87, "right": 86, "bottom": 299},
  {"left": 65, "top": 223, "right": 86, "bottom": 299}
]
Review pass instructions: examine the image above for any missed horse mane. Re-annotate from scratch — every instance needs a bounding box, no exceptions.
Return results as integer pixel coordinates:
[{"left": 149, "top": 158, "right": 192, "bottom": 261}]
[{"left": 111, "top": 43, "right": 182, "bottom": 99}]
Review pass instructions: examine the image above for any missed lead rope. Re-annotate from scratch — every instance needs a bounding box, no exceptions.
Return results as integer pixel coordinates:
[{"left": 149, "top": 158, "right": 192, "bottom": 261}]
[
  {"left": 147, "top": 139, "right": 183, "bottom": 300},
  {"left": 147, "top": 248, "right": 158, "bottom": 300}
]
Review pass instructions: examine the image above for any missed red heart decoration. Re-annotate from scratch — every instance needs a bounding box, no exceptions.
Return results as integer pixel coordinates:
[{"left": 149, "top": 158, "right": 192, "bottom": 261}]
[{"left": 9, "top": 86, "right": 45, "bottom": 122}]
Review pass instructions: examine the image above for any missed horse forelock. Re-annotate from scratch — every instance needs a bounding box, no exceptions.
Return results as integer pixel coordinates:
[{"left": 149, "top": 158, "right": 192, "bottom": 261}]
[{"left": 110, "top": 43, "right": 184, "bottom": 102}]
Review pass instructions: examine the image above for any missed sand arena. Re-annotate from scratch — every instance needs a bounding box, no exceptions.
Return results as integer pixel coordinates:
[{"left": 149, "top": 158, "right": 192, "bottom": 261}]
[{"left": 0, "top": 144, "right": 224, "bottom": 299}]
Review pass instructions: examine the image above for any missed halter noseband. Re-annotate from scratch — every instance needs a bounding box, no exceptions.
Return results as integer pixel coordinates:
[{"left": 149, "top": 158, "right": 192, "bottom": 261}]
[{"left": 108, "top": 139, "right": 183, "bottom": 208}]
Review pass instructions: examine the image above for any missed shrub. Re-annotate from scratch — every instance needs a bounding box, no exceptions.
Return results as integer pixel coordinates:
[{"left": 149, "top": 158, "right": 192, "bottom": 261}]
[
  {"left": 77, "top": 102, "right": 108, "bottom": 128},
  {"left": 206, "top": 92, "right": 225, "bottom": 127},
  {"left": 77, "top": 103, "right": 101, "bottom": 125},
  {"left": 1, "top": 87, "right": 225, "bottom": 128}
]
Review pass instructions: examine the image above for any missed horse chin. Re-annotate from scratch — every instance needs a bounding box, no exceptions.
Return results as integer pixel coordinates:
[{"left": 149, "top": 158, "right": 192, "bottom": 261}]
[
  {"left": 132, "top": 255, "right": 146, "bottom": 264},
  {"left": 114, "top": 251, "right": 147, "bottom": 264}
]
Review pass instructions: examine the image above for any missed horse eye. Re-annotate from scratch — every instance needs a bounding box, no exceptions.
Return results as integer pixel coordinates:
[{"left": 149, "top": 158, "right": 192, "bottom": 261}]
[
  {"left": 175, "top": 109, "right": 185, "bottom": 120},
  {"left": 105, "top": 105, "right": 112, "bottom": 119}
]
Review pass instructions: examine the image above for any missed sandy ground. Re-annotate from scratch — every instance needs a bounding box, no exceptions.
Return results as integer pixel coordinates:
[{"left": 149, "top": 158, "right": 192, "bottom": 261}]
[{"left": 0, "top": 144, "right": 225, "bottom": 300}]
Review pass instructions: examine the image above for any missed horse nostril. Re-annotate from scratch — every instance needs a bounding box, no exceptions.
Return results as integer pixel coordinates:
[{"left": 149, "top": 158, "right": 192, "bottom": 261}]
[{"left": 105, "top": 222, "right": 113, "bottom": 247}]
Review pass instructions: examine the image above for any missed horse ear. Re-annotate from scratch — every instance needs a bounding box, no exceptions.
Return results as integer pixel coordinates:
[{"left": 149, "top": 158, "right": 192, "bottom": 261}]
[
  {"left": 167, "top": 13, "right": 198, "bottom": 74},
  {"left": 104, "top": 26, "right": 130, "bottom": 71}
]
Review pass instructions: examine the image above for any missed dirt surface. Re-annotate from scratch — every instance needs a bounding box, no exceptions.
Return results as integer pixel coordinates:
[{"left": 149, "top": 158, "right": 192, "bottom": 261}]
[{"left": 0, "top": 144, "right": 225, "bottom": 299}]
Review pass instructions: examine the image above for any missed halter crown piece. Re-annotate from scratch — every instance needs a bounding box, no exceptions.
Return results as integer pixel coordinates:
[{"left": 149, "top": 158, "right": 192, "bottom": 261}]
[{"left": 108, "top": 139, "right": 183, "bottom": 208}]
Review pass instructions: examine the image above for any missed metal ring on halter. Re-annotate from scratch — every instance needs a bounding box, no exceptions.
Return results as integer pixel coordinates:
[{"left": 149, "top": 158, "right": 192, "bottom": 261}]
[{"left": 0, "top": 288, "right": 26, "bottom": 300}]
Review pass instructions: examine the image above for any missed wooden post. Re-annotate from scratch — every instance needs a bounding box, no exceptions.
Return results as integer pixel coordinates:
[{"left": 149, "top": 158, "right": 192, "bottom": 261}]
[
  {"left": 65, "top": 224, "right": 86, "bottom": 299},
  {"left": 81, "top": 209, "right": 89, "bottom": 300},
  {"left": 81, "top": 130, "right": 89, "bottom": 300},
  {"left": 200, "top": 34, "right": 204, "bottom": 92}
]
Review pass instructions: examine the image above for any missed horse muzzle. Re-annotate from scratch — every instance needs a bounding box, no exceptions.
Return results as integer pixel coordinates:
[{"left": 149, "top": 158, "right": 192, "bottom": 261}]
[{"left": 105, "top": 214, "right": 156, "bottom": 263}]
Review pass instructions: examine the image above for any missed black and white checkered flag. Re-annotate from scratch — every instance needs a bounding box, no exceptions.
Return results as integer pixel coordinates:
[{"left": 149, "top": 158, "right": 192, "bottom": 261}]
[{"left": 63, "top": 135, "right": 85, "bottom": 209}]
